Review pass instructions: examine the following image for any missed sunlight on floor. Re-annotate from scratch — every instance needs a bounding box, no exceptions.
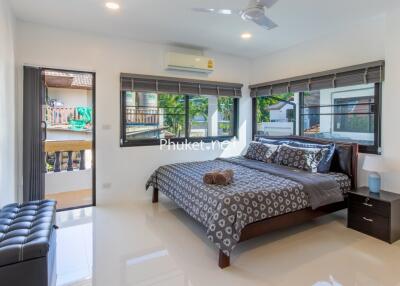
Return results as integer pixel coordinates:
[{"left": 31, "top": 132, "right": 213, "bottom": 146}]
[
  {"left": 56, "top": 208, "right": 93, "bottom": 286},
  {"left": 46, "top": 189, "right": 92, "bottom": 210},
  {"left": 54, "top": 202, "right": 400, "bottom": 286}
]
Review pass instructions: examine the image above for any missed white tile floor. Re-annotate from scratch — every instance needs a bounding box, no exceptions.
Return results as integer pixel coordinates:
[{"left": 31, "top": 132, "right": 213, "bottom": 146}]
[
  {"left": 56, "top": 208, "right": 93, "bottom": 286},
  {"left": 56, "top": 198, "right": 400, "bottom": 286}
]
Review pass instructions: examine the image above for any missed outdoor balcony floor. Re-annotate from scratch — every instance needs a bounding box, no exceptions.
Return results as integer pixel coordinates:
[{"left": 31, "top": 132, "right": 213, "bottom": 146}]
[{"left": 46, "top": 189, "right": 92, "bottom": 210}]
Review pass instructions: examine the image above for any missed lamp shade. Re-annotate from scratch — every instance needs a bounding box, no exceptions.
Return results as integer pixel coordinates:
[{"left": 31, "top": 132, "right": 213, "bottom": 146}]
[{"left": 362, "top": 155, "right": 389, "bottom": 173}]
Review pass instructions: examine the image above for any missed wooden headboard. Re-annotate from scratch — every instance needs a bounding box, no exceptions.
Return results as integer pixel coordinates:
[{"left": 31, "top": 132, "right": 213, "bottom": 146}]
[{"left": 257, "top": 136, "right": 359, "bottom": 190}]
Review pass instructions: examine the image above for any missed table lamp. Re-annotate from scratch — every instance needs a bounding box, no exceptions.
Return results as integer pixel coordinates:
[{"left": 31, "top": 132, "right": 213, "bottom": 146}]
[{"left": 363, "top": 155, "right": 388, "bottom": 193}]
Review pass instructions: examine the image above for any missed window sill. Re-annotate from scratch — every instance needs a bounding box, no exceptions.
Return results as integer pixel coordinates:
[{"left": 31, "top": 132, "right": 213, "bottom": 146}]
[{"left": 120, "top": 136, "right": 237, "bottom": 147}]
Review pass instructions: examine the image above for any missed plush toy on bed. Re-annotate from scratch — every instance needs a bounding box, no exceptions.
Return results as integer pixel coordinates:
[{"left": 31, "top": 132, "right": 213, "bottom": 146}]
[{"left": 203, "top": 169, "right": 234, "bottom": 186}]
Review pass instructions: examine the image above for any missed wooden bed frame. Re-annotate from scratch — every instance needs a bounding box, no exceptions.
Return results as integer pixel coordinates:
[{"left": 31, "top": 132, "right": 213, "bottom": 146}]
[{"left": 152, "top": 136, "right": 359, "bottom": 269}]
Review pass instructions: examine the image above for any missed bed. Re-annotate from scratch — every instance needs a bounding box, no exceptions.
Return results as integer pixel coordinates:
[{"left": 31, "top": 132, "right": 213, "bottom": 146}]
[{"left": 146, "top": 136, "right": 358, "bottom": 268}]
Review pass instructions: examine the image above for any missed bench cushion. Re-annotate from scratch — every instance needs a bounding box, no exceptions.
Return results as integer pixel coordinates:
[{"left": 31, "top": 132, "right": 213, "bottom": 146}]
[{"left": 0, "top": 200, "right": 56, "bottom": 267}]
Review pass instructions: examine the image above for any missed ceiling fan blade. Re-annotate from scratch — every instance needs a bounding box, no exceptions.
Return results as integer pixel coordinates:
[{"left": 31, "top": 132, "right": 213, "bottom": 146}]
[
  {"left": 192, "top": 8, "right": 215, "bottom": 13},
  {"left": 252, "top": 14, "right": 278, "bottom": 29},
  {"left": 192, "top": 8, "right": 238, "bottom": 15},
  {"left": 258, "top": 0, "right": 279, "bottom": 8}
]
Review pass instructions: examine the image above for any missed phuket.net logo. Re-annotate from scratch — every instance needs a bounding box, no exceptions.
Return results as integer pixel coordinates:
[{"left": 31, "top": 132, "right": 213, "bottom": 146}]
[{"left": 159, "top": 139, "right": 233, "bottom": 151}]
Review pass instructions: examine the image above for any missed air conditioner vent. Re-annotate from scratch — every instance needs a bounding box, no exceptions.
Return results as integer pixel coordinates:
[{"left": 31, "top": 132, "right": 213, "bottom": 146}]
[{"left": 165, "top": 52, "right": 214, "bottom": 74}]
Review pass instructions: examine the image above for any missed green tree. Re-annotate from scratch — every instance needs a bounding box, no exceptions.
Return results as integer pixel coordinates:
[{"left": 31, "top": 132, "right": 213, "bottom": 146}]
[
  {"left": 218, "top": 97, "right": 234, "bottom": 134},
  {"left": 158, "top": 94, "right": 237, "bottom": 137},
  {"left": 188, "top": 96, "right": 208, "bottom": 135},
  {"left": 158, "top": 93, "right": 185, "bottom": 137},
  {"left": 256, "top": 93, "right": 294, "bottom": 123}
]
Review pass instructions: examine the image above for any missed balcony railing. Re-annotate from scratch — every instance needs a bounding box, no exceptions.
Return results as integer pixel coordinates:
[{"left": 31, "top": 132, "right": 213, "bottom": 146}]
[
  {"left": 44, "top": 140, "right": 92, "bottom": 173},
  {"left": 45, "top": 106, "right": 79, "bottom": 127},
  {"left": 125, "top": 107, "right": 162, "bottom": 125}
]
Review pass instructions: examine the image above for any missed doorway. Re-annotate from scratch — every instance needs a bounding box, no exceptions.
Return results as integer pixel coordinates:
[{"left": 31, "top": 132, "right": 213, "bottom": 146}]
[
  {"left": 42, "top": 69, "right": 96, "bottom": 210},
  {"left": 23, "top": 67, "right": 96, "bottom": 211}
]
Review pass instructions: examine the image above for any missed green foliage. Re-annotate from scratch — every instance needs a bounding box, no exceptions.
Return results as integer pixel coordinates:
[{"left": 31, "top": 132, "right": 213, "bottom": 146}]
[
  {"left": 218, "top": 97, "right": 234, "bottom": 134},
  {"left": 188, "top": 96, "right": 208, "bottom": 134},
  {"left": 157, "top": 94, "right": 235, "bottom": 137},
  {"left": 218, "top": 97, "right": 233, "bottom": 121},
  {"left": 256, "top": 93, "right": 294, "bottom": 123},
  {"left": 158, "top": 93, "right": 185, "bottom": 137}
]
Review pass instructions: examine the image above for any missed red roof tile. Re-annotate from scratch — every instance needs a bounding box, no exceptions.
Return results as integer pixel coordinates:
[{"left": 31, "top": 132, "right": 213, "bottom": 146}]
[{"left": 44, "top": 70, "right": 93, "bottom": 89}]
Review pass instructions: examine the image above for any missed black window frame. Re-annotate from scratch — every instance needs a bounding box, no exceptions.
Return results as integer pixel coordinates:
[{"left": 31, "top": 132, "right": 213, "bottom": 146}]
[
  {"left": 298, "top": 83, "right": 382, "bottom": 154},
  {"left": 120, "top": 91, "right": 239, "bottom": 147}
]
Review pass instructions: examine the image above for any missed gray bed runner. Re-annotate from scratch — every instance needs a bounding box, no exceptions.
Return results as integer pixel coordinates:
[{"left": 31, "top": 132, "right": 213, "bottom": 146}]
[{"left": 218, "top": 157, "right": 343, "bottom": 209}]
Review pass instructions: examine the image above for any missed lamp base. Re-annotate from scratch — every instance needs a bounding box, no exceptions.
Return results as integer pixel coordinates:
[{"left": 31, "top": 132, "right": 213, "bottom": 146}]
[{"left": 368, "top": 172, "right": 381, "bottom": 193}]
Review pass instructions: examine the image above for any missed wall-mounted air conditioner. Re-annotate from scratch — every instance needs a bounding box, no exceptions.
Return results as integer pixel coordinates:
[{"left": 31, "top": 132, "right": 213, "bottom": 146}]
[{"left": 165, "top": 52, "right": 215, "bottom": 74}]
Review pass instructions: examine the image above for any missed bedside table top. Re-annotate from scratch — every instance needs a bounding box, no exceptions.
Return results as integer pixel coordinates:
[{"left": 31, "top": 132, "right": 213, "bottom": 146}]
[{"left": 349, "top": 187, "right": 400, "bottom": 203}]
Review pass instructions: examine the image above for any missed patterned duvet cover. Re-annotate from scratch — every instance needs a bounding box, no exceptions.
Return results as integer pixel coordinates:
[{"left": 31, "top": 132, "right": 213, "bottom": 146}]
[{"left": 146, "top": 157, "right": 351, "bottom": 256}]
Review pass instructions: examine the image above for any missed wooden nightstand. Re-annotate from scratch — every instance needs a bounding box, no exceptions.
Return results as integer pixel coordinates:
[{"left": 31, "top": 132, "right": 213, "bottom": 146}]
[{"left": 348, "top": 187, "right": 400, "bottom": 243}]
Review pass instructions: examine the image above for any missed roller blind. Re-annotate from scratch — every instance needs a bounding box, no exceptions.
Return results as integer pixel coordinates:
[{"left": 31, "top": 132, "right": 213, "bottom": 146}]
[
  {"left": 250, "top": 61, "right": 384, "bottom": 97},
  {"left": 121, "top": 73, "right": 243, "bottom": 97}
]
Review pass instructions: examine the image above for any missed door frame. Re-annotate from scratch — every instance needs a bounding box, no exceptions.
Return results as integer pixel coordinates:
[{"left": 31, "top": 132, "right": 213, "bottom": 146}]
[{"left": 41, "top": 67, "right": 96, "bottom": 211}]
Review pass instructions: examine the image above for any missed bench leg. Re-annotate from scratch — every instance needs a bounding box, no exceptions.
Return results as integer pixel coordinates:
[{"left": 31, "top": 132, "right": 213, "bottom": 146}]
[
  {"left": 152, "top": 188, "right": 159, "bottom": 203},
  {"left": 218, "top": 250, "right": 230, "bottom": 269}
]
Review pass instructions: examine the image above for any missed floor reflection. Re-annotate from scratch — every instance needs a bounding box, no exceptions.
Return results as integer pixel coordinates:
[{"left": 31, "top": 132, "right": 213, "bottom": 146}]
[
  {"left": 123, "top": 248, "right": 191, "bottom": 286},
  {"left": 57, "top": 208, "right": 93, "bottom": 286},
  {"left": 54, "top": 202, "right": 400, "bottom": 286},
  {"left": 313, "top": 276, "right": 343, "bottom": 286}
]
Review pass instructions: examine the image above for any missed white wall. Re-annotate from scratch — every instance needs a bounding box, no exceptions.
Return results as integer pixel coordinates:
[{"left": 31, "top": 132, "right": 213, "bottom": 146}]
[
  {"left": 15, "top": 22, "right": 251, "bottom": 205},
  {"left": 45, "top": 170, "right": 92, "bottom": 194},
  {"left": 48, "top": 87, "right": 92, "bottom": 107},
  {"left": 250, "top": 17, "right": 386, "bottom": 84},
  {"left": 250, "top": 13, "right": 400, "bottom": 193},
  {"left": 0, "top": 0, "right": 16, "bottom": 206},
  {"left": 14, "top": 5, "right": 400, "bottom": 204},
  {"left": 382, "top": 2, "right": 400, "bottom": 190}
]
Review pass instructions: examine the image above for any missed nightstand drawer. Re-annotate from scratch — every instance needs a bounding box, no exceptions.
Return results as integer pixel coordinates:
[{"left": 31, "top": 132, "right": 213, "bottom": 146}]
[
  {"left": 349, "top": 193, "right": 390, "bottom": 217},
  {"left": 348, "top": 207, "right": 390, "bottom": 242}
]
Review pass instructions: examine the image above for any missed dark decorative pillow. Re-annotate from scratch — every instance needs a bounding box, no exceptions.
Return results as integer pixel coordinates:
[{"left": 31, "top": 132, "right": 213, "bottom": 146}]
[
  {"left": 244, "top": 142, "right": 268, "bottom": 161},
  {"left": 244, "top": 142, "right": 279, "bottom": 162},
  {"left": 287, "top": 141, "right": 335, "bottom": 173},
  {"left": 274, "top": 144, "right": 326, "bottom": 172},
  {"left": 261, "top": 142, "right": 280, "bottom": 163}
]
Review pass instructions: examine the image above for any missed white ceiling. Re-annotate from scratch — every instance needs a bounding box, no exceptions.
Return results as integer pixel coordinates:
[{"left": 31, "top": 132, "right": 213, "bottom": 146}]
[{"left": 9, "top": 0, "right": 391, "bottom": 58}]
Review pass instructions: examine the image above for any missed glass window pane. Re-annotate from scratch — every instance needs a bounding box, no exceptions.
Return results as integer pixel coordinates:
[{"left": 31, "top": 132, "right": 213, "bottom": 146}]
[
  {"left": 218, "top": 97, "right": 234, "bottom": 136},
  {"left": 256, "top": 93, "right": 296, "bottom": 136},
  {"left": 123, "top": 90, "right": 238, "bottom": 145},
  {"left": 189, "top": 95, "right": 209, "bottom": 138},
  {"left": 302, "top": 90, "right": 321, "bottom": 135},
  {"left": 333, "top": 97, "right": 374, "bottom": 133},
  {"left": 125, "top": 92, "right": 185, "bottom": 140},
  {"left": 301, "top": 84, "right": 375, "bottom": 146}
]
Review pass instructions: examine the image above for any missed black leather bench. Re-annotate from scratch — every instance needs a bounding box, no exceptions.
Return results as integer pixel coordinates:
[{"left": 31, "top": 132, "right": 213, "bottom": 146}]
[{"left": 0, "top": 200, "right": 57, "bottom": 286}]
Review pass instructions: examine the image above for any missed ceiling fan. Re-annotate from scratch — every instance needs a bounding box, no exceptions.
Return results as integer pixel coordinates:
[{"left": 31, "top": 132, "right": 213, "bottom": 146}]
[{"left": 193, "top": 0, "right": 279, "bottom": 30}]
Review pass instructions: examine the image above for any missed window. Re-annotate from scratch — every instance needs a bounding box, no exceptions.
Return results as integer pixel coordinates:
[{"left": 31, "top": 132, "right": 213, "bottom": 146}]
[
  {"left": 300, "top": 83, "right": 381, "bottom": 154},
  {"left": 121, "top": 91, "right": 238, "bottom": 146},
  {"left": 123, "top": 92, "right": 185, "bottom": 141},
  {"left": 254, "top": 94, "right": 296, "bottom": 137},
  {"left": 218, "top": 97, "right": 235, "bottom": 136},
  {"left": 333, "top": 96, "right": 374, "bottom": 133},
  {"left": 250, "top": 62, "right": 384, "bottom": 154},
  {"left": 189, "top": 95, "right": 209, "bottom": 137}
]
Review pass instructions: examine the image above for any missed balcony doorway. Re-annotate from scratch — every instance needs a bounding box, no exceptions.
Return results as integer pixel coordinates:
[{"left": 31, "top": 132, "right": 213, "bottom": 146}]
[{"left": 41, "top": 69, "right": 96, "bottom": 210}]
